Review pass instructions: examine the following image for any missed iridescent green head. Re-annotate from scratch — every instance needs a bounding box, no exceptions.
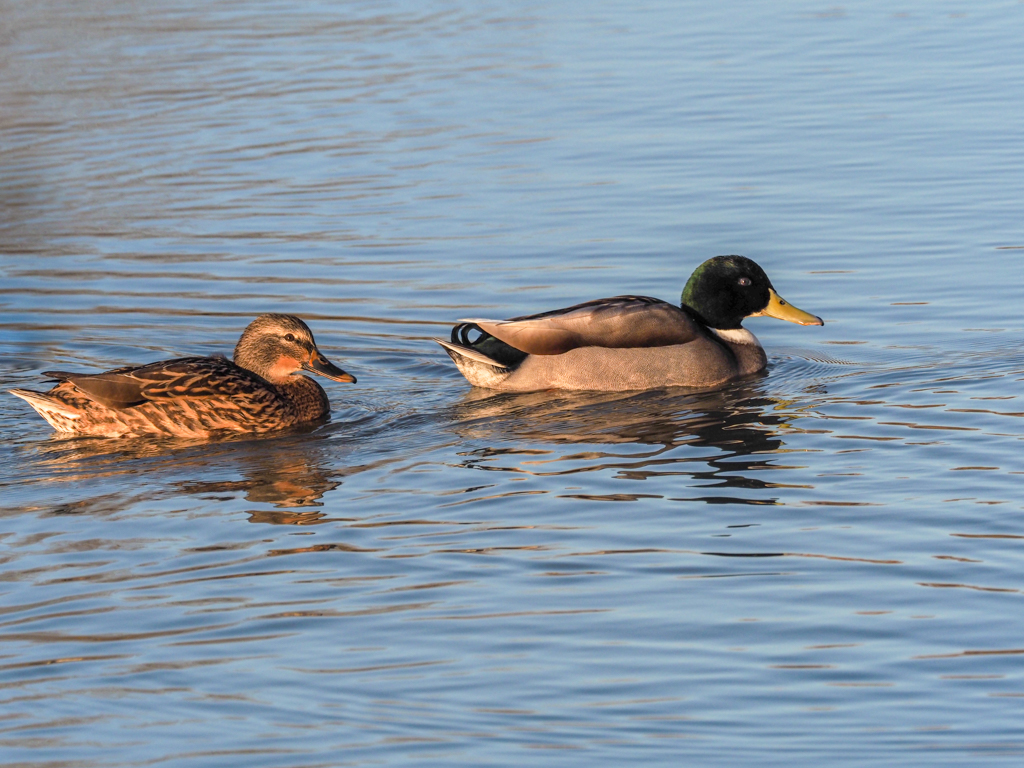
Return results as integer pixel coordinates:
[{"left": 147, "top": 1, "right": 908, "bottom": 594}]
[{"left": 681, "top": 255, "right": 823, "bottom": 330}]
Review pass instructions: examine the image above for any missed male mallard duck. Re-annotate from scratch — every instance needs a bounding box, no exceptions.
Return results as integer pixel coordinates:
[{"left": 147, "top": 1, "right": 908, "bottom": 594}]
[
  {"left": 435, "top": 255, "right": 823, "bottom": 392},
  {"left": 10, "top": 314, "right": 356, "bottom": 438}
]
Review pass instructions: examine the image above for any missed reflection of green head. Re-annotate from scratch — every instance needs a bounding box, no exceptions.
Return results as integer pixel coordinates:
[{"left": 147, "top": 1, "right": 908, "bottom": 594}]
[{"left": 680, "top": 256, "right": 773, "bottom": 330}]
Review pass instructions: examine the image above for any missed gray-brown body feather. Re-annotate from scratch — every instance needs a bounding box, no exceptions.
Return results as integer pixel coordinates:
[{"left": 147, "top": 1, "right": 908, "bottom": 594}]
[{"left": 437, "top": 296, "right": 769, "bottom": 392}]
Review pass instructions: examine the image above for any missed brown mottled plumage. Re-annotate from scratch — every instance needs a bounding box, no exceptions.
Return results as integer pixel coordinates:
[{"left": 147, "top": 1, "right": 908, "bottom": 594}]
[{"left": 10, "top": 314, "right": 357, "bottom": 438}]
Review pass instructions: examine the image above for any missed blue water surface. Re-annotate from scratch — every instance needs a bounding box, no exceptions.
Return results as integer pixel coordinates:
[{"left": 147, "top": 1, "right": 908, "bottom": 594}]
[{"left": 3, "top": 1, "right": 1024, "bottom": 765}]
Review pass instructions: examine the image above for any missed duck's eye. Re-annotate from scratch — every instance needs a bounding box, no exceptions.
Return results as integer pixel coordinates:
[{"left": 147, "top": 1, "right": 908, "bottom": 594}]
[
  {"left": 737, "top": 277, "right": 751, "bottom": 287},
  {"left": 285, "top": 333, "right": 296, "bottom": 342}
]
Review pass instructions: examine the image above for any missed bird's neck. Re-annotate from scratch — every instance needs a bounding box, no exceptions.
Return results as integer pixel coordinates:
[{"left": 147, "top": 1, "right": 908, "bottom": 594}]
[{"left": 277, "top": 375, "right": 330, "bottom": 419}]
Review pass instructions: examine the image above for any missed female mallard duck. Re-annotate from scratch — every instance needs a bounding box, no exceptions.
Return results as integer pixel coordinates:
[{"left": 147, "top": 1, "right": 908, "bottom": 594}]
[
  {"left": 435, "top": 255, "right": 823, "bottom": 392},
  {"left": 10, "top": 314, "right": 356, "bottom": 438}
]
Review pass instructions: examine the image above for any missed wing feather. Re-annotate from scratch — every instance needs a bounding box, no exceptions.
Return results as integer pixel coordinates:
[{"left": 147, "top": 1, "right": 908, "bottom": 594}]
[
  {"left": 461, "top": 296, "right": 701, "bottom": 355},
  {"left": 54, "top": 357, "right": 271, "bottom": 409}
]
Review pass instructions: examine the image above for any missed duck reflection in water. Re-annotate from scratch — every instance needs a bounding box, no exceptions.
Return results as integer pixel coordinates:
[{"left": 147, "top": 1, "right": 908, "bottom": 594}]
[
  {"left": 445, "top": 376, "right": 814, "bottom": 503},
  {"left": 176, "top": 441, "right": 348, "bottom": 523},
  {"left": 27, "top": 431, "right": 346, "bottom": 525}
]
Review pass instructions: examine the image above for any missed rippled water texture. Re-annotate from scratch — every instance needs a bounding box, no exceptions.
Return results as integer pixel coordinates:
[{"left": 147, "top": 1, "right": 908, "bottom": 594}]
[{"left": 3, "top": 1, "right": 1024, "bottom": 765}]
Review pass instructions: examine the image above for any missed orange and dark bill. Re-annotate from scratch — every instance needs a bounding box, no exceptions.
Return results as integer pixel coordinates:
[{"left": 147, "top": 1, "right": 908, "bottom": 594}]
[{"left": 303, "top": 352, "right": 357, "bottom": 383}]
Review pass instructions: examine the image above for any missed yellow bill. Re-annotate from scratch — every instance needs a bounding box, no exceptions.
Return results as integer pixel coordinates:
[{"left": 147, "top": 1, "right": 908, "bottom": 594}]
[{"left": 752, "top": 288, "right": 824, "bottom": 326}]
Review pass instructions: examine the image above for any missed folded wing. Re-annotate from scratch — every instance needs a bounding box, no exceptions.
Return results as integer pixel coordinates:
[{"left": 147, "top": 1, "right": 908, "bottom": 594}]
[
  {"left": 46, "top": 357, "right": 267, "bottom": 409},
  {"left": 462, "top": 296, "right": 701, "bottom": 355}
]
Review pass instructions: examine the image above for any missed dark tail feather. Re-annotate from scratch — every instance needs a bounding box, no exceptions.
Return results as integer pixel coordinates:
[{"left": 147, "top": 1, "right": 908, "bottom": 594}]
[
  {"left": 452, "top": 322, "right": 486, "bottom": 346},
  {"left": 448, "top": 323, "right": 527, "bottom": 369}
]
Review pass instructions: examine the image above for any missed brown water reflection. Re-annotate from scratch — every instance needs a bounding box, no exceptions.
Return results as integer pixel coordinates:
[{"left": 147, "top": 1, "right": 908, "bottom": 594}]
[
  {"left": 181, "top": 454, "right": 341, "bottom": 511},
  {"left": 443, "top": 379, "right": 817, "bottom": 507},
  {"left": 14, "top": 376, "right": 823, "bottom": 519},
  {"left": 447, "top": 377, "right": 790, "bottom": 450},
  {"left": 16, "top": 429, "right": 352, "bottom": 525}
]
